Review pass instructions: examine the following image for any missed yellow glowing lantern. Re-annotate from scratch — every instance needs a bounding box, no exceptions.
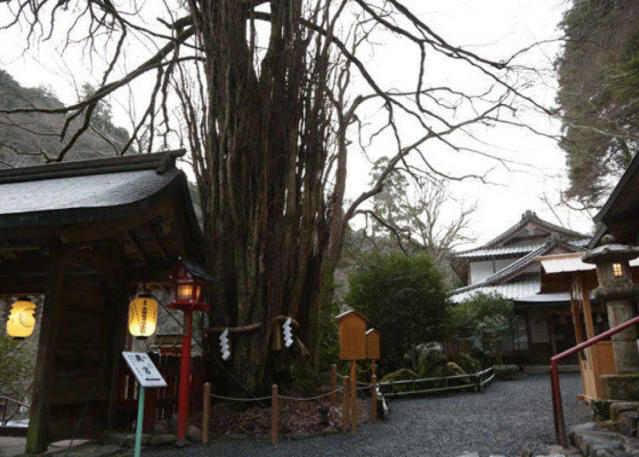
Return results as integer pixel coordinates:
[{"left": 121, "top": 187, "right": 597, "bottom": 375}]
[
  {"left": 613, "top": 262, "right": 623, "bottom": 278},
  {"left": 128, "top": 294, "right": 158, "bottom": 338},
  {"left": 7, "top": 298, "right": 37, "bottom": 339},
  {"left": 177, "top": 284, "right": 194, "bottom": 302}
]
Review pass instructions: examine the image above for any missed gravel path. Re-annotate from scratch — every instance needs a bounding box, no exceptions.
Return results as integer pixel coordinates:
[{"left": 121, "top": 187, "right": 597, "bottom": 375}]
[{"left": 147, "top": 374, "right": 590, "bottom": 457}]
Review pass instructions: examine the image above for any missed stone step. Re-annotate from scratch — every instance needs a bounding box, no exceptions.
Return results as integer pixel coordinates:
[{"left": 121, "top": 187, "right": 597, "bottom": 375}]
[
  {"left": 454, "top": 448, "right": 579, "bottom": 457},
  {"left": 457, "top": 452, "right": 568, "bottom": 457},
  {"left": 570, "top": 421, "right": 639, "bottom": 456},
  {"left": 42, "top": 442, "right": 128, "bottom": 457}
]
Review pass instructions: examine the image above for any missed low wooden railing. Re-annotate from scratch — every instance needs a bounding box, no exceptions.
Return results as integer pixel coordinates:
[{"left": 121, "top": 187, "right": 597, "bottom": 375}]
[
  {"left": 1, "top": 395, "right": 30, "bottom": 426},
  {"left": 378, "top": 366, "right": 495, "bottom": 398}
]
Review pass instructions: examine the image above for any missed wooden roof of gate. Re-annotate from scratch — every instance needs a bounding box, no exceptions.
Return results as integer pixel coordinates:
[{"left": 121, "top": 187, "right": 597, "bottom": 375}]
[{"left": 0, "top": 150, "right": 204, "bottom": 293}]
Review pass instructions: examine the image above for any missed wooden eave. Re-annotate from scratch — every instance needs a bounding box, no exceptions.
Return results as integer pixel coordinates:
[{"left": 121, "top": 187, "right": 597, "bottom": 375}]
[
  {"left": 335, "top": 309, "right": 370, "bottom": 323},
  {"left": 0, "top": 152, "right": 204, "bottom": 292}
]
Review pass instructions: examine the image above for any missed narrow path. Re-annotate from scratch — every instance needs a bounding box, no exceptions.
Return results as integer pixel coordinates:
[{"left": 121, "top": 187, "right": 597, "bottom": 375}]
[{"left": 147, "top": 374, "right": 590, "bottom": 457}]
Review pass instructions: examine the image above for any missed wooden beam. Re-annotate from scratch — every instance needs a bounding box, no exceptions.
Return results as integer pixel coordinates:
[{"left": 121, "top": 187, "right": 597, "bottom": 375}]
[
  {"left": 0, "top": 278, "right": 46, "bottom": 294},
  {"left": 26, "top": 245, "right": 66, "bottom": 454},
  {"left": 147, "top": 222, "right": 169, "bottom": 262},
  {"left": 60, "top": 199, "right": 169, "bottom": 245},
  {"left": 127, "top": 231, "right": 150, "bottom": 266},
  {"left": 571, "top": 295, "right": 585, "bottom": 345},
  {"left": 582, "top": 285, "right": 596, "bottom": 340},
  {"left": 127, "top": 267, "right": 173, "bottom": 283},
  {"left": 64, "top": 246, "right": 121, "bottom": 274}
]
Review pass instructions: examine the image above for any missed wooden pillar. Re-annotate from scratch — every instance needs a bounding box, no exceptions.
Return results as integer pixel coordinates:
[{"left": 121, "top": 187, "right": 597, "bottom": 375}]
[
  {"left": 271, "top": 384, "right": 278, "bottom": 445},
  {"left": 570, "top": 282, "right": 585, "bottom": 345},
  {"left": 107, "top": 250, "right": 128, "bottom": 429},
  {"left": 350, "top": 360, "right": 357, "bottom": 435},
  {"left": 582, "top": 283, "right": 604, "bottom": 395},
  {"left": 26, "top": 249, "right": 65, "bottom": 454},
  {"left": 202, "top": 382, "right": 210, "bottom": 445},
  {"left": 342, "top": 376, "right": 350, "bottom": 432},
  {"left": 582, "top": 284, "right": 596, "bottom": 340},
  {"left": 371, "top": 375, "right": 377, "bottom": 423}
]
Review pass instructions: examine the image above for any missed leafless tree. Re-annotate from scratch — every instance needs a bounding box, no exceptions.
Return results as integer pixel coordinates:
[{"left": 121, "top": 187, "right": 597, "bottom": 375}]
[{"left": 1, "top": 0, "right": 548, "bottom": 392}]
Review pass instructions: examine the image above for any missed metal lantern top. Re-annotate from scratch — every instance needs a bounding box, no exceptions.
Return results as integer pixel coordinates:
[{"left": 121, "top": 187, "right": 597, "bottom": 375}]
[
  {"left": 583, "top": 235, "right": 639, "bottom": 265},
  {"left": 168, "top": 259, "right": 212, "bottom": 312},
  {"left": 583, "top": 234, "right": 639, "bottom": 300}
]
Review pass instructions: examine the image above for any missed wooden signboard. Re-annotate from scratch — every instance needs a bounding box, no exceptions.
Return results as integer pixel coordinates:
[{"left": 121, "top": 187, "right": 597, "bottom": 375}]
[
  {"left": 366, "top": 328, "right": 380, "bottom": 360},
  {"left": 336, "top": 310, "right": 369, "bottom": 360}
]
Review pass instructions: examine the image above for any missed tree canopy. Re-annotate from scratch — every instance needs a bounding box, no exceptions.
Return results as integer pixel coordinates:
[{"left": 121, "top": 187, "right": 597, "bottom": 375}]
[
  {"left": 345, "top": 252, "right": 450, "bottom": 373},
  {"left": 450, "top": 292, "right": 513, "bottom": 360},
  {"left": 556, "top": 0, "right": 639, "bottom": 208}
]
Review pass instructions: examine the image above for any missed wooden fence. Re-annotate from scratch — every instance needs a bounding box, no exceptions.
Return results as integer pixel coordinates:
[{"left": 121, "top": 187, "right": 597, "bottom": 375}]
[
  {"left": 116, "top": 355, "right": 203, "bottom": 432},
  {"left": 201, "top": 365, "right": 375, "bottom": 445},
  {"left": 378, "top": 366, "right": 495, "bottom": 398}
]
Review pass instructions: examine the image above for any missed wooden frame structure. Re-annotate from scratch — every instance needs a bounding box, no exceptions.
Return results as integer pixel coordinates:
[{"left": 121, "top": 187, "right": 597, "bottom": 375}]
[
  {"left": 0, "top": 151, "right": 203, "bottom": 453},
  {"left": 538, "top": 253, "right": 630, "bottom": 400}
]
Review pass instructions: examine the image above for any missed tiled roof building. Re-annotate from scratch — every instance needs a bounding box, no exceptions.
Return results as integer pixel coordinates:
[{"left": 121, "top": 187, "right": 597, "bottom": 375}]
[{"left": 449, "top": 210, "right": 593, "bottom": 365}]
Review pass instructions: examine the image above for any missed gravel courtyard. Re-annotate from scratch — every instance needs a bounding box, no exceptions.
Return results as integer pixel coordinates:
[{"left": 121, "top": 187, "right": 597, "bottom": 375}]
[{"left": 148, "top": 373, "right": 590, "bottom": 457}]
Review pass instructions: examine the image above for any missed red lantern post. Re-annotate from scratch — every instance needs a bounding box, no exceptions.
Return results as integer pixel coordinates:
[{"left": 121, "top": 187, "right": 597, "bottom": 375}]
[{"left": 168, "top": 259, "right": 211, "bottom": 444}]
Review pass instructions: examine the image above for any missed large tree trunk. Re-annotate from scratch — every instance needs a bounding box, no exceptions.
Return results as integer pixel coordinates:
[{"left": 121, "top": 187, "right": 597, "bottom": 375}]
[{"left": 192, "top": 0, "right": 336, "bottom": 393}]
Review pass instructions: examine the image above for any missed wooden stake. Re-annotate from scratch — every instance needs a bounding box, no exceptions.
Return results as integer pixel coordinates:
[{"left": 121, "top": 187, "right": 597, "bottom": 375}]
[
  {"left": 330, "top": 364, "right": 337, "bottom": 406},
  {"left": 272, "top": 324, "right": 282, "bottom": 351},
  {"left": 202, "top": 382, "right": 211, "bottom": 445},
  {"left": 350, "top": 360, "right": 358, "bottom": 435},
  {"left": 371, "top": 374, "right": 377, "bottom": 423},
  {"left": 342, "top": 376, "right": 350, "bottom": 432},
  {"left": 371, "top": 360, "right": 377, "bottom": 379},
  {"left": 271, "top": 384, "right": 278, "bottom": 445}
]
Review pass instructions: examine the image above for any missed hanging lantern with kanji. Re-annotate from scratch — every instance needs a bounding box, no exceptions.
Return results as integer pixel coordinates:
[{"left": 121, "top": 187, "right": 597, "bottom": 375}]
[
  {"left": 128, "top": 294, "right": 159, "bottom": 339},
  {"left": 6, "top": 298, "right": 37, "bottom": 339}
]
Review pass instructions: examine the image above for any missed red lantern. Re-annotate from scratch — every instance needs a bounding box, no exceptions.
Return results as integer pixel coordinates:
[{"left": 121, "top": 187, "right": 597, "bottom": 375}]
[
  {"left": 168, "top": 259, "right": 211, "bottom": 312},
  {"left": 167, "top": 258, "right": 212, "bottom": 444}
]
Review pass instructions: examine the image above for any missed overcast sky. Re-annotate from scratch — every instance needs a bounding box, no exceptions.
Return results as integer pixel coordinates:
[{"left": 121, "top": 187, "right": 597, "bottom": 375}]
[{"left": 0, "top": 0, "right": 594, "bottom": 247}]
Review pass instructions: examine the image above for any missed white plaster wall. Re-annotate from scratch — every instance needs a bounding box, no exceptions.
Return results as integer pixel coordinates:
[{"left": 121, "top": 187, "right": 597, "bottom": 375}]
[
  {"left": 528, "top": 309, "right": 549, "bottom": 343},
  {"left": 469, "top": 258, "right": 517, "bottom": 284},
  {"left": 494, "top": 258, "right": 514, "bottom": 272},
  {"left": 470, "top": 260, "right": 494, "bottom": 284}
]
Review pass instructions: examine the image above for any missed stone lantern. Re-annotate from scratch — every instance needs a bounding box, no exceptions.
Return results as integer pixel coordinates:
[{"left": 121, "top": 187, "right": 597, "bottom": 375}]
[{"left": 583, "top": 235, "right": 639, "bottom": 374}]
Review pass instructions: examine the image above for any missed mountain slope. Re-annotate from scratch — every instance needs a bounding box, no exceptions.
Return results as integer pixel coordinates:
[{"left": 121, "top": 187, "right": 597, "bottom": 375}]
[{"left": 0, "top": 69, "right": 129, "bottom": 168}]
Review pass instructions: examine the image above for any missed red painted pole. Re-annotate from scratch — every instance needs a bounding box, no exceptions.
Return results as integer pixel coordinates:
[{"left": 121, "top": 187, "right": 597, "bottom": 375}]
[
  {"left": 549, "top": 314, "right": 639, "bottom": 446},
  {"left": 2, "top": 398, "right": 7, "bottom": 425},
  {"left": 550, "top": 360, "right": 566, "bottom": 447},
  {"left": 177, "top": 310, "right": 193, "bottom": 442}
]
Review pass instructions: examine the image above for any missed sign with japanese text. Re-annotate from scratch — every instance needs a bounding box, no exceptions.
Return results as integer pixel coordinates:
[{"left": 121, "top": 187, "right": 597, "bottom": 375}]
[{"left": 122, "top": 352, "right": 167, "bottom": 388}]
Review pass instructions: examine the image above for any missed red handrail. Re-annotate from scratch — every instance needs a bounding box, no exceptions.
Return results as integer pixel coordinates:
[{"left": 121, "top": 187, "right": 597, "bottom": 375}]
[
  {"left": 550, "top": 314, "right": 639, "bottom": 446},
  {"left": 0, "top": 395, "right": 30, "bottom": 426}
]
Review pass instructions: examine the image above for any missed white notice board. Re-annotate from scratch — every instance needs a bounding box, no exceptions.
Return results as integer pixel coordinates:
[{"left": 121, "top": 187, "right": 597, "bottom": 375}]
[{"left": 122, "top": 352, "right": 167, "bottom": 388}]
